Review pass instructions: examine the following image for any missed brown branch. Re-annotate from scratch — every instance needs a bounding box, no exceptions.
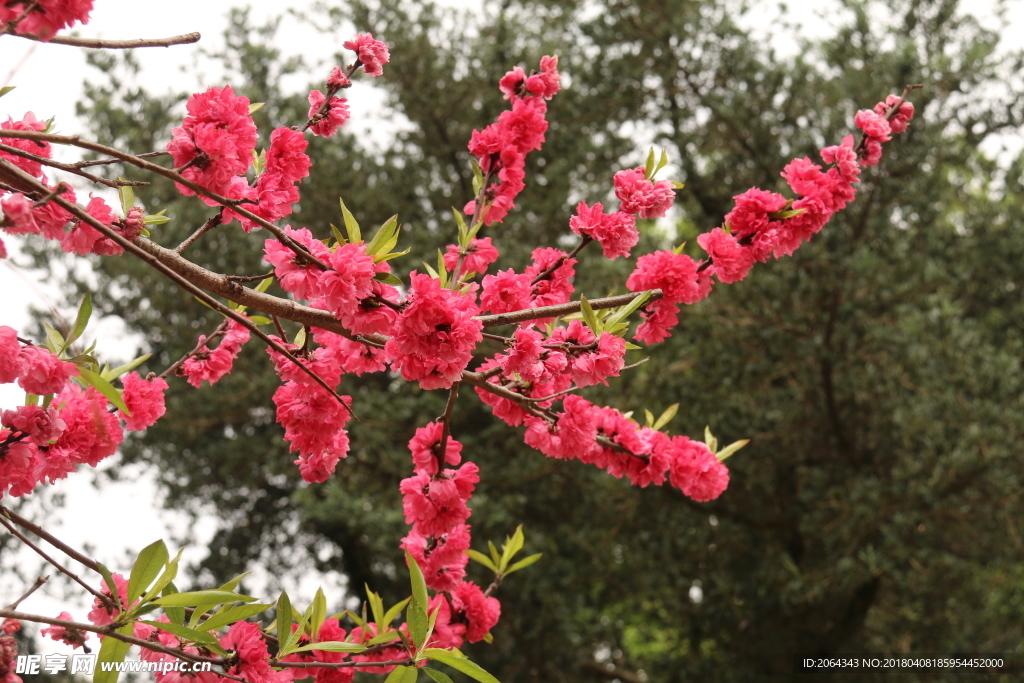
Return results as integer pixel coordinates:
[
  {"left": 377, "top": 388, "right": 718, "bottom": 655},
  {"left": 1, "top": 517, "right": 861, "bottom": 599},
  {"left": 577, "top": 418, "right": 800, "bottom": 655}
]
[
  {"left": 174, "top": 211, "right": 223, "bottom": 253},
  {"left": 0, "top": 157, "right": 352, "bottom": 415},
  {"left": 0, "top": 143, "right": 149, "bottom": 188},
  {"left": 530, "top": 235, "right": 593, "bottom": 286},
  {"left": 475, "top": 290, "right": 663, "bottom": 328},
  {"left": 74, "top": 151, "right": 169, "bottom": 169},
  {"left": 272, "top": 658, "right": 415, "bottom": 670},
  {"left": 0, "top": 609, "right": 223, "bottom": 666},
  {"left": 1, "top": 506, "right": 102, "bottom": 573},
  {"left": 159, "top": 320, "right": 229, "bottom": 380},
  {"left": 14, "top": 31, "right": 202, "bottom": 49},
  {"left": 6, "top": 576, "right": 47, "bottom": 611},
  {"left": 0, "top": 130, "right": 328, "bottom": 270},
  {"left": 433, "top": 383, "right": 460, "bottom": 472},
  {"left": 460, "top": 371, "right": 549, "bottom": 420},
  {"left": 0, "top": 511, "right": 112, "bottom": 608}
]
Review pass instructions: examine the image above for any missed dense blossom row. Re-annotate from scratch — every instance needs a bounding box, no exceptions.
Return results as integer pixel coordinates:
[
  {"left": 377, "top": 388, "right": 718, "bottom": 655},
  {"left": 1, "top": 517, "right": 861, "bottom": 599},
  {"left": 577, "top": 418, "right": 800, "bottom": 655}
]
[{"left": 0, "top": 7, "right": 916, "bottom": 678}]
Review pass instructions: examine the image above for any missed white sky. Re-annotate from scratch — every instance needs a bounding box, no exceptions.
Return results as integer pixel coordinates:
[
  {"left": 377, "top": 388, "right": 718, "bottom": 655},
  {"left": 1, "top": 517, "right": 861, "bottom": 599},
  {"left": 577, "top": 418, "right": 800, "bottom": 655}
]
[{"left": 1, "top": 0, "right": 1022, "bottom": 658}]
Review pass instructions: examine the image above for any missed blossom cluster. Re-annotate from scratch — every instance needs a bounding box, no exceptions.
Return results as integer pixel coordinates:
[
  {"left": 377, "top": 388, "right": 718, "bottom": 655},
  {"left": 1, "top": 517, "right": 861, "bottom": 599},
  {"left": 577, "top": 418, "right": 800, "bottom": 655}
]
[
  {"left": 0, "top": 325, "right": 166, "bottom": 498},
  {"left": 0, "top": 1, "right": 93, "bottom": 41}
]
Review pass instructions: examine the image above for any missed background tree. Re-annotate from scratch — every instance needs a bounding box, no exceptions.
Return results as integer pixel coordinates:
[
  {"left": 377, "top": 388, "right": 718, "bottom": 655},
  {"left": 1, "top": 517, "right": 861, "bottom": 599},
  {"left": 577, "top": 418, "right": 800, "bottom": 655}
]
[{"left": 30, "top": 0, "right": 1024, "bottom": 680}]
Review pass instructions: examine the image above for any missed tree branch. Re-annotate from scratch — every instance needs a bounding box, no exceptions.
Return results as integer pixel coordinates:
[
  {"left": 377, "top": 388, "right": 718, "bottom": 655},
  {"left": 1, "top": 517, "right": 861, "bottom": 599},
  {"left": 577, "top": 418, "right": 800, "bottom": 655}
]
[{"left": 15, "top": 31, "right": 202, "bottom": 49}]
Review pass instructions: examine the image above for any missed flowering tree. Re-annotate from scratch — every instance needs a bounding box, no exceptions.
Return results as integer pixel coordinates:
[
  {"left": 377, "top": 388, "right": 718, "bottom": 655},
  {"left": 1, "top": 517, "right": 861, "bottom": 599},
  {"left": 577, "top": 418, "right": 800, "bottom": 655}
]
[{"left": 0, "top": 2, "right": 919, "bottom": 681}]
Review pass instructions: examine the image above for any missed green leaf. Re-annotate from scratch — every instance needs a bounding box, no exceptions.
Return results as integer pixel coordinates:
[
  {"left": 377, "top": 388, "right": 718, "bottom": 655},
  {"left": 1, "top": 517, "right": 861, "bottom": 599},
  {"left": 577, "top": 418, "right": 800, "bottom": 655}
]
[
  {"left": 374, "top": 246, "right": 410, "bottom": 263},
  {"left": 249, "top": 102, "right": 266, "bottom": 115},
  {"left": 140, "top": 548, "right": 182, "bottom": 605},
  {"left": 101, "top": 353, "right": 152, "bottom": 382},
  {"left": 93, "top": 624, "right": 133, "bottom": 683},
  {"left": 384, "top": 665, "right": 418, "bottom": 683},
  {"left": 579, "top": 296, "right": 601, "bottom": 334},
  {"left": 95, "top": 563, "right": 120, "bottom": 611},
  {"left": 118, "top": 183, "right": 134, "bottom": 217},
  {"left": 465, "top": 549, "right": 498, "bottom": 572},
  {"left": 424, "top": 668, "right": 455, "bottom": 683},
  {"left": 330, "top": 223, "right": 346, "bottom": 246},
  {"left": 366, "top": 215, "right": 399, "bottom": 256},
  {"left": 624, "top": 343, "right": 643, "bottom": 351},
  {"left": 672, "top": 180, "right": 685, "bottom": 189},
  {"left": 339, "top": 198, "right": 361, "bottom": 243},
  {"left": 453, "top": 207, "right": 470, "bottom": 249},
  {"left": 366, "top": 585, "right": 386, "bottom": 632},
  {"left": 141, "top": 620, "right": 219, "bottom": 646},
  {"left": 142, "top": 214, "right": 170, "bottom": 226},
  {"left": 254, "top": 276, "right": 275, "bottom": 294},
  {"left": 657, "top": 148, "right": 669, "bottom": 174},
  {"left": 0, "top": 86, "right": 15, "bottom": 98},
  {"left": 248, "top": 316, "right": 273, "bottom": 326},
  {"left": 704, "top": 426, "right": 718, "bottom": 453},
  {"left": 604, "top": 290, "right": 652, "bottom": 328},
  {"left": 653, "top": 403, "right": 679, "bottom": 431},
  {"left": 252, "top": 148, "right": 266, "bottom": 175},
  {"left": 504, "top": 553, "right": 542, "bottom": 575},
  {"left": 421, "top": 261, "right": 440, "bottom": 279},
  {"left": 292, "top": 326, "right": 306, "bottom": 348},
  {"left": 366, "top": 630, "right": 402, "bottom": 646},
  {"left": 310, "top": 587, "right": 327, "bottom": 638},
  {"left": 644, "top": 147, "right": 657, "bottom": 179},
  {"left": 644, "top": 409, "right": 655, "bottom": 428},
  {"left": 487, "top": 541, "right": 501, "bottom": 567},
  {"left": 277, "top": 591, "right": 294, "bottom": 641},
  {"left": 43, "top": 323, "right": 64, "bottom": 355},
  {"left": 373, "top": 272, "right": 404, "bottom": 286},
  {"left": 406, "top": 553, "right": 429, "bottom": 616},
  {"left": 382, "top": 596, "right": 411, "bottom": 628},
  {"left": 78, "top": 367, "right": 130, "bottom": 415},
  {"left": 195, "top": 603, "right": 273, "bottom": 633},
  {"left": 127, "top": 540, "right": 168, "bottom": 604},
  {"left": 422, "top": 650, "right": 500, "bottom": 683},
  {"left": 161, "top": 583, "right": 185, "bottom": 625},
  {"left": 65, "top": 293, "right": 93, "bottom": 349},
  {"left": 470, "top": 158, "right": 485, "bottom": 197},
  {"left": 499, "top": 525, "right": 524, "bottom": 573},
  {"left": 717, "top": 438, "right": 750, "bottom": 462},
  {"left": 287, "top": 640, "right": 367, "bottom": 654},
  {"left": 153, "top": 590, "right": 256, "bottom": 607}
]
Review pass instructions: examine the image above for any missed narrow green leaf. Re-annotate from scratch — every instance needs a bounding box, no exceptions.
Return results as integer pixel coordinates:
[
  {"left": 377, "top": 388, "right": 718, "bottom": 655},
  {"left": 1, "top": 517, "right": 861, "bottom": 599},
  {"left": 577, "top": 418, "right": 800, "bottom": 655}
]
[
  {"left": 604, "top": 290, "right": 652, "bottom": 327},
  {"left": 384, "top": 665, "right": 418, "bottom": 683},
  {"left": 470, "top": 158, "right": 485, "bottom": 196},
  {"left": 382, "top": 596, "right": 411, "bottom": 627},
  {"left": 373, "top": 272, "right": 404, "bottom": 286},
  {"left": 465, "top": 549, "right": 498, "bottom": 572},
  {"left": 141, "top": 620, "right": 219, "bottom": 646},
  {"left": 373, "top": 246, "right": 411, "bottom": 263},
  {"left": 0, "top": 86, "right": 15, "bottom": 98},
  {"left": 249, "top": 102, "right": 266, "bottom": 115},
  {"left": 292, "top": 326, "right": 306, "bottom": 348},
  {"left": 423, "top": 650, "right": 500, "bottom": 683},
  {"left": 717, "top": 438, "right": 750, "bottom": 462},
  {"left": 366, "top": 215, "right": 399, "bottom": 255},
  {"left": 704, "top": 425, "right": 718, "bottom": 453},
  {"left": 644, "top": 409, "right": 655, "bottom": 428},
  {"left": 653, "top": 403, "right": 679, "bottom": 431},
  {"left": 624, "top": 343, "right": 643, "bottom": 351},
  {"left": 195, "top": 603, "right": 273, "bottom": 633},
  {"left": 366, "top": 585, "right": 385, "bottom": 629},
  {"left": 436, "top": 250, "right": 449, "bottom": 288},
  {"left": 310, "top": 587, "right": 327, "bottom": 638},
  {"left": 344, "top": 608, "right": 366, "bottom": 628},
  {"left": 254, "top": 276, "right": 275, "bottom": 294},
  {"left": 118, "top": 183, "right": 134, "bottom": 217},
  {"left": 330, "top": 223, "right": 346, "bottom": 246},
  {"left": 95, "top": 563, "right": 120, "bottom": 611},
  {"left": 43, "top": 323, "right": 64, "bottom": 355},
  {"left": 277, "top": 591, "right": 294, "bottom": 640},
  {"left": 504, "top": 553, "right": 543, "bottom": 575},
  {"left": 339, "top": 198, "right": 361, "bottom": 243},
  {"left": 672, "top": 180, "right": 685, "bottom": 189},
  {"left": 161, "top": 583, "right": 184, "bottom": 625},
  {"left": 579, "top": 296, "right": 601, "bottom": 334},
  {"left": 657, "top": 149, "right": 669, "bottom": 173},
  {"left": 366, "top": 630, "right": 402, "bottom": 646},
  {"left": 248, "top": 316, "right": 273, "bottom": 326},
  {"left": 499, "top": 526, "right": 524, "bottom": 573},
  {"left": 424, "top": 669, "right": 455, "bottom": 683},
  {"left": 78, "top": 367, "right": 130, "bottom": 415},
  {"left": 421, "top": 261, "right": 440, "bottom": 279},
  {"left": 93, "top": 624, "right": 133, "bottom": 683},
  {"left": 127, "top": 540, "right": 168, "bottom": 604},
  {"left": 102, "top": 353, "right": 152, "bottom": 382},
  {"left": 487, "top": 541, "right": 501, "bottom": 567},
  {"left": 644, "top": 147, "right": 657, "bottom": 179},
  {"left": 140, "top": 548, "right": 182, "bottom": 605},
  {"left": 65, "top": 293, "right": 93, "bottom": 349},
  {"left": 153, "top": 590, "right": 256, "bottom": 607},
  {"left": 406, "top": 553, "right": 429, "bottom": 616},
  {"left": 287, "top": 640, "right": 367, "bottom": 654}
]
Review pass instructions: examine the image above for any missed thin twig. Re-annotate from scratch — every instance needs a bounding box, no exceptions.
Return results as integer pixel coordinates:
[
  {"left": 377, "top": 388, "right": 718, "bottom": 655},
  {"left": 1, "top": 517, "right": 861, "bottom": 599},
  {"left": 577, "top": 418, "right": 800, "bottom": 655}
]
[
  {"left": 174, "top": 211, "right": 223, "bottom": 253},
  {"left": 0, "top": 143, "right": 149, "bottom": 188},
  {"left": 433, "top": 383, "right": 460, "bottom": 472},
  {"left": 1, "top": 506, "right": 102, "bottom": 573},
  {"left": 476, "top": 290, "right": 663, "bottom": 328},
  {"left": 0, "top": 513, "right": 112, "bottom": 608},
  {"left": 530, "top": 235, "right": 592, "bottom": 286},
  {"left": 159, "top": 320, "right": 229, "bottom": 380},
  {"left": 75, "top": 151, "right": 169, "bottom": 169},
  {"left": 14, "top": 31, "right": 202, "bottom": 49},
  {"left": 0, "top": 609, "right": 223, "bottom": 665},
  {"left": 6, "top": 576, "right": 48, "bottom": 610},
  {"left": 226, "top": 272, "right": 275, "bottom": 283}
]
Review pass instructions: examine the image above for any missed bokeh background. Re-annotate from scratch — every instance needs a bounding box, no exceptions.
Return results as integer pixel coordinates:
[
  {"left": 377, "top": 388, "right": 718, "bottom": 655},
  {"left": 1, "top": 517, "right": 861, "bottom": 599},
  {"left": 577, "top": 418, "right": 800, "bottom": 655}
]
[{"left": 1, "top": 0, "right": 1023, "bottom": 681}]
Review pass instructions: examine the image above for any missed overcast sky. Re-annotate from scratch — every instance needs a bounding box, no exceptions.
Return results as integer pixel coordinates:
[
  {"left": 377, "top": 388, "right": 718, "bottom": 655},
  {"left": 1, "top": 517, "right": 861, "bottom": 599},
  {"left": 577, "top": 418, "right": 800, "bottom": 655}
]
[{"left": 1, "top": 0, "right": 1022, "bottom": 656}]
